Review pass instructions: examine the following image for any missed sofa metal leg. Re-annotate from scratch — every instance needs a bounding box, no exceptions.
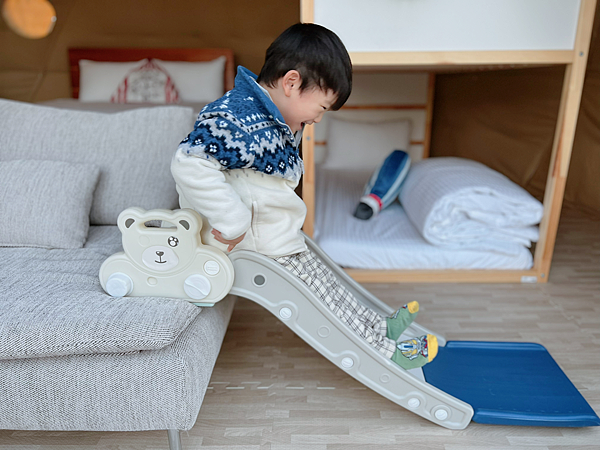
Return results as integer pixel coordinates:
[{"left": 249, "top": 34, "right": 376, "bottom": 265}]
[{"left": 167, "top": 429, "right": 182, "bottom": 450}]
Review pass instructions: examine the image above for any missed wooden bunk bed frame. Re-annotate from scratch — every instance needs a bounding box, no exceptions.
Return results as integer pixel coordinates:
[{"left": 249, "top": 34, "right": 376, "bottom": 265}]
[{"left": 300, "top": 0, "right": 597, "bottom": 284}]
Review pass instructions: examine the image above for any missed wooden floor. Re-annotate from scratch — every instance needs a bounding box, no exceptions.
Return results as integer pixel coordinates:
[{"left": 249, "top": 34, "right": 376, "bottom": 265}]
[{"left": 1, "top": 208, "right": 599, "bottom": 449}]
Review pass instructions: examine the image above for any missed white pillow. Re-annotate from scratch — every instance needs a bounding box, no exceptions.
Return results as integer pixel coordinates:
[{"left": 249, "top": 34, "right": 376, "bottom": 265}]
[
  {"left": 323, "top": 118, "right": 411, "bottom": 171},
  {"left": 111, "top": 60, "right": 180, "bottom": 104},
  {"left": 79, "top": 59, "right": 148, "bottom": 102},
  {"left": 153, "top": 56, "right": 226, "bottom": 102}
]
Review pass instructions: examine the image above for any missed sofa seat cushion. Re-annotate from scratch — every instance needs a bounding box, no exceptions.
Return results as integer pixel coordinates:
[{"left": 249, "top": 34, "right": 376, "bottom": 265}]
[
  {"left": 0, "top": 226, "right": 204, "bottom": 360},
  {"left": 0, "top": 296, "right": 235, "bottom": 432}
]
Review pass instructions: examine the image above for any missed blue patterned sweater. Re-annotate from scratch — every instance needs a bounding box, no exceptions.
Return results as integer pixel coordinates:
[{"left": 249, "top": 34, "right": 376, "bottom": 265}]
[{"left": 178, "top": 66, "right": 303, "bottom": 183}]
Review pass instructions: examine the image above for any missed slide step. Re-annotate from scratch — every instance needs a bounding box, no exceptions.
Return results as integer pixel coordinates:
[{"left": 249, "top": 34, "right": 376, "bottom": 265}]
[{"left": 423, "top": 341, "right": 600, "bottom": 427}]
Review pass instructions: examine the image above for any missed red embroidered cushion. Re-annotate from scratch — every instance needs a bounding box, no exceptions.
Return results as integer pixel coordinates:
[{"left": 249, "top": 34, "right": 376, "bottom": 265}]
[{"left": 111, "top": 60, "right": 179, "bottom": 104}]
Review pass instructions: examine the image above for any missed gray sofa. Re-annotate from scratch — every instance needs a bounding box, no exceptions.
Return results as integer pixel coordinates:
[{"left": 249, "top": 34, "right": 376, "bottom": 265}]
[{"left": 0, "top": 99, "right": 235, "bottom": 449}]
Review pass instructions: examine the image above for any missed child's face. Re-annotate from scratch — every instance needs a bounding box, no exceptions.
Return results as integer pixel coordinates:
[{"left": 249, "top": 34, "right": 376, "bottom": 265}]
[{"left": 280, "top": 86, "right": 337, "bottom": 134}]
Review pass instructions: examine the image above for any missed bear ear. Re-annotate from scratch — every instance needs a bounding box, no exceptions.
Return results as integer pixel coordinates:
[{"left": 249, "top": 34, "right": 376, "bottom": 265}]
[
  {"left": 118, "top": 216, "right": 136, "bottom": 233},
  {"left": 176, "top": 209, "right": 202, "bottom": 234},
  {"left": 117, "top": 207, "right": 146, "bottom": 233}
]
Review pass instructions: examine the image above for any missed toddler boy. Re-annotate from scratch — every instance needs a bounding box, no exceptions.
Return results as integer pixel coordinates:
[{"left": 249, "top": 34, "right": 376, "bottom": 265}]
[{"left": 171, "top": 23, "right": 437, "bottom": 370}]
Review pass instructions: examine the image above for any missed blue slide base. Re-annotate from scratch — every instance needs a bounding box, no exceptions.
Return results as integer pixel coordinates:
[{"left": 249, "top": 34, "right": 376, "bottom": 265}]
[{"left": 422, "top": 341, "right": 600, "bottom": 427}]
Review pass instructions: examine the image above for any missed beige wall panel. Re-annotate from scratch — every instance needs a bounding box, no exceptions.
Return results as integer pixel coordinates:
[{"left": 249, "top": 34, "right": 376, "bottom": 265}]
[
  {"left": 430, "top": 66, "right": 565, "bottom": 192},
  {"left": 33, "top": 72, "right": 72, "bottom": 102},
  {"left": 349, "top": 72, "right": 429, "bottom": 105},
  {"left": 0, "top": 27, "right": 55, "bottom": 71},
  {"left": 558, "top": 73, "right": 599, "bottom": 215},
  {"left": 0, "top": 71, "right": 42, "bottom": 101}
]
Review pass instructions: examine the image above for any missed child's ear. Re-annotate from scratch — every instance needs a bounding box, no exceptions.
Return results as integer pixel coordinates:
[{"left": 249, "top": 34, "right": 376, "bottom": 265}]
[{"left": 282, "top": 70, "right": 302, "bottom": 97}]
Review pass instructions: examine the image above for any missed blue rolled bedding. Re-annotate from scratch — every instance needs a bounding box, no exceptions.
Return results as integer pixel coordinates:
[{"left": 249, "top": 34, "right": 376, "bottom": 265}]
[{"left": 354, "top": 150, "right": 411, "bottom": 220}]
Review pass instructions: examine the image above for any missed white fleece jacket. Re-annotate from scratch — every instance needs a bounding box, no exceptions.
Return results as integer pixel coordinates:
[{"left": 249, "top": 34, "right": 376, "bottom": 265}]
[{"left": 171, "top": 148, "right": 307, "bottom": 258}]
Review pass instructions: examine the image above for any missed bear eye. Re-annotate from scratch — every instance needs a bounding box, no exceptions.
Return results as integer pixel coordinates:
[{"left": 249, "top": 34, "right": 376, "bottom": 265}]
[{"left": 168, "top": 236, "right": 179, "bottom": 247}]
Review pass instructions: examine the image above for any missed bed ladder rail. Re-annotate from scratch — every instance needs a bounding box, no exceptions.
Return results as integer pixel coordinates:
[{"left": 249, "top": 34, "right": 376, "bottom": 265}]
[{"left": 228, "top": 248, "right": 474, "bottom": 430}]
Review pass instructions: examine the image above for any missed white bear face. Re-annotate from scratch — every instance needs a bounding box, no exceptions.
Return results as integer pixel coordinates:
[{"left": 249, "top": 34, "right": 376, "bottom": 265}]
[
  {"left": 142, "top": 245, "right": 179, "bottom": 271},
  {"left": 117, "top": 208, "right": 202, "bottom": 275}
]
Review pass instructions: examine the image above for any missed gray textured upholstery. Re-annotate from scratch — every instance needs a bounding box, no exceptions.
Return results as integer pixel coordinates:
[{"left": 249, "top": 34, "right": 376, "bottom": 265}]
[
  {"left": 0, "top": 101, "right": 235, "bottom": 437},
  {"left": 0, "top": 160, "right": 100, "bottom": 249},
  {"left": 0, "top": 99, "right": 194, "bottom": 225},
  {"left": 0, "top": 227, "right": 204, "bottom": 360},
  {"left": 0, "top": 296, "right": 234, "bottom": 431},
  {"left": 0, "top": 225, "right": 235, "bottom": 431}
]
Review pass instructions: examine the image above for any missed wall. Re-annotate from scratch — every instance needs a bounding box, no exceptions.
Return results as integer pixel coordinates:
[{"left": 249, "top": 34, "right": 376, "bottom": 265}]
[
  {"left": 0, "top": 0, "right": 598, "bottom": 215},
  {"left": 0, "top": 0, "right": 299, "bottom": 102},
  {"left": 430, "top": 2, "right": 600, "bottom": 216}
]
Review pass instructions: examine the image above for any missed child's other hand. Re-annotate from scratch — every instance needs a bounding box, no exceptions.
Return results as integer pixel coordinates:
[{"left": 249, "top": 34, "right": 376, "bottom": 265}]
[{"left": 211, "top": 229, "right": 245, "bottom": 252}]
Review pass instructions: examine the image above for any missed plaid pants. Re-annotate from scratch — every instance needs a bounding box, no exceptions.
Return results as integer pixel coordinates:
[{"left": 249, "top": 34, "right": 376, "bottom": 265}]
[{"left": 274, "top": 250, "right": 397, "bottom": 359}]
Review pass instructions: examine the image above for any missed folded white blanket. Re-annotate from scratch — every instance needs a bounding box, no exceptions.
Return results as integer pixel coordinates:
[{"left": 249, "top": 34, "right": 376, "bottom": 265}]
[{"left": 399, "top": 157, "right": 544, "bottom": 256}]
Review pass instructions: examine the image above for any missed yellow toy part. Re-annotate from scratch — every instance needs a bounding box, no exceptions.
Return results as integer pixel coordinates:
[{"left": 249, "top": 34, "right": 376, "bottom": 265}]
[{"left": 99, "top": 207, "right": 234, "bottom": 306}]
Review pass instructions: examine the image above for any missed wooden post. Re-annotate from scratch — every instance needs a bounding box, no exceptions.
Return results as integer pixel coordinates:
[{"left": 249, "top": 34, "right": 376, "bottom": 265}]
[
  {"left": 300, "top": 0, "right": 314, "bottom": 23},
  {"left": 422, "top": 73, "right": 436, "bottom": 159},
  {"left": 534, "top": 0, "right": 597, "bottom": 280},
  {"left": 302, "top": 125, "right": 316, "bottom": 237}
]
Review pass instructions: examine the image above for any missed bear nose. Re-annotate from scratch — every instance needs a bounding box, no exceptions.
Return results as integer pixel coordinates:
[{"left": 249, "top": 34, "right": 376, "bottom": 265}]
[{"left": 156, "top": 251, "right": 164, "bottom": 257}]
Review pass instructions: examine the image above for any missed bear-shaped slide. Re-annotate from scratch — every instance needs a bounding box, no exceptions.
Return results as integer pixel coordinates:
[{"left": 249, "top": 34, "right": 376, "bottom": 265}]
[{"left": 99, "top": 207, "right": 235, "bottom": 306}]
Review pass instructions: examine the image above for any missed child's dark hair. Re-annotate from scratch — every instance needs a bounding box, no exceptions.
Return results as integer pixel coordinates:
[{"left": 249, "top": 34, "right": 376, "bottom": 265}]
[{"left": 257, "top": 23, "right": 352, "bottom": 111}]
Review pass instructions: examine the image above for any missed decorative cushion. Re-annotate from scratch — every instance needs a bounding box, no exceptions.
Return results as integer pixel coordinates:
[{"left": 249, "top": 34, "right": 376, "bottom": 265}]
[
  {"left": 0, "top": 160, "right": 100, "bottom": 248},
  {"left": 111, "top": 60, "right": 180, "bottom": 104},
  {"left": 0, "top": 99, "right": 195, "bottom": 225},
  {"left": 323, "top": 117, "right": 411, "bottom": 171},
  {"left": 152, "top": 56, "right": 226, "bottom": 102},
  {"left": 354, "top": 150, "right": 411, "bottom": 220},
  {"left": 78, "top": 59, "right": 148, "bottom": 102}
]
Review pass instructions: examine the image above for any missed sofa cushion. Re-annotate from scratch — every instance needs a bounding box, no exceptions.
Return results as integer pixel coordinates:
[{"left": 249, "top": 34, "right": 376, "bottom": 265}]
[
  {"left": 0, "top": 99, "right": 195, "bottom": 225},
  {"left": 153, "top": 57, "right": 226, "bottom": 103},
  {"left": 111, "top": 59, "right": 180, "bottom": 104},
  {"left": 78, "top": 59, "right": 148, "bottom": 102},
  {"left": 0, "top": 296, "right": 235, "bottom": 431},
  {"left": 0, "top": 226, "right": 203, "bottom": 360},
  {"left": 0, "top": 159, "right": 100, "bottom": 249}
]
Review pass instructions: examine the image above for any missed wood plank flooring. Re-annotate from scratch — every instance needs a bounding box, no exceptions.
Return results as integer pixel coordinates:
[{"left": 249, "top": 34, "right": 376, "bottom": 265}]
[{"left": 1, "top": 208, "right": 598, "bottom": 449}]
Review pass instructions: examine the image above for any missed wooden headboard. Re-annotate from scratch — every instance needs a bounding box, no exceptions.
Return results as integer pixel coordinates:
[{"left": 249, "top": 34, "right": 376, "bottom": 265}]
[{"left": 68, "top": 48, "right": 235, "bottom": 99}]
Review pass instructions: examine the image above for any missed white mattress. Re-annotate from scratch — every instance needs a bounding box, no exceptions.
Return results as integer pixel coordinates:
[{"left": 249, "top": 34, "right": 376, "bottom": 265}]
[{"left": 314, "top": 168, "right": 534, "bottom": 270}]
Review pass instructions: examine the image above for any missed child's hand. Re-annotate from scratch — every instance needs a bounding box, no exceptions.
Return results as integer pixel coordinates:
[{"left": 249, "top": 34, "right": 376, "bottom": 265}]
[{"left": 211, "top": 229, "right": 246, "bottom": 252}]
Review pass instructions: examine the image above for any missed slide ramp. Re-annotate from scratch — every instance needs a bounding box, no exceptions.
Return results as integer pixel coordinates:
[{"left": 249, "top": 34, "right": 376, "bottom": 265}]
[{"left": 228, "top": 235, "right": 474, "bottom": 430}]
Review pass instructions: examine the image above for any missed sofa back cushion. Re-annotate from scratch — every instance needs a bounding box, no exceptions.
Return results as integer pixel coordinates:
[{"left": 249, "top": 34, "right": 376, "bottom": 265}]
[{"left": 0, "top": 99, "right": 194, "bottom": 225}]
